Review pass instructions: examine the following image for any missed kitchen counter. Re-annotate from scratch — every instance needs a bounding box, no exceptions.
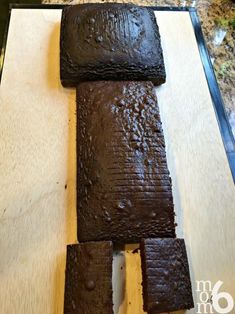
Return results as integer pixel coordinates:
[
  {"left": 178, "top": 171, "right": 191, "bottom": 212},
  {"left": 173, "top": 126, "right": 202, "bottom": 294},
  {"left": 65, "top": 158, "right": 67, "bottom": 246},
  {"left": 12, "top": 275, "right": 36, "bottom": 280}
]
[{"left": 1, "top": 10, "right": 234, "bottom": 314}]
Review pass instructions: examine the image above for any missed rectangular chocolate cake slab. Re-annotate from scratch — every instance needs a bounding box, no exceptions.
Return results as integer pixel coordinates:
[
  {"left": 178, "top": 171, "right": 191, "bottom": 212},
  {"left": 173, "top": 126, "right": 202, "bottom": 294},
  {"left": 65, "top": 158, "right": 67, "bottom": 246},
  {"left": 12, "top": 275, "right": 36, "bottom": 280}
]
[
  {"left": 140, "top": 238, "right": 194, "bottom": 313},
  {"left": 60, "top": 4, "right": 166, "bottom": 87},
  {"left": 77, "top": 81, "right": 175, "bottom": 243},
  {"left": 64, "top": 241, "right": 113, "bottom": 314}
]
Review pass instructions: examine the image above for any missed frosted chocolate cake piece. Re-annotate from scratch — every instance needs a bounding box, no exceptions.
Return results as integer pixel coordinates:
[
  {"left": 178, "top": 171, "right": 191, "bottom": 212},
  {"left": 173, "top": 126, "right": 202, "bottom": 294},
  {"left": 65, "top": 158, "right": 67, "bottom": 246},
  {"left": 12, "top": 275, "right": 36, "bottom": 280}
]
[
  {"left": 60, "top": 4, "right": 166, "bottom": 87},
  {"left": 140, "top": 238, "right": 194, "bottom": 313},
  {"left": 64, "top": 242, "right": 113, "bottom": 314},
  {"left": 77, "top": 81, "right": 175, "bottom": 243}
]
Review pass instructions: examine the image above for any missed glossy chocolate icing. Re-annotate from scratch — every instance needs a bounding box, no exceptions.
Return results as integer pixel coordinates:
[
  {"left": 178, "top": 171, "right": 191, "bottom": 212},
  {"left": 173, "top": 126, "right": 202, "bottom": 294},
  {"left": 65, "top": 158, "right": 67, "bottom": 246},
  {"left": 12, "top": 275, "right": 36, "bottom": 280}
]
[
  {"left": 64, "top": 242, "right": 113, "bottom": 314},
  {"left": 77, "top": 81, "right": 175, "bottom": 243},
  {"left": 140, "top": 238, "right": 194, "bottom": 313},
  {"left": 60, "top": 4, "right": 166, "bottom": 87}
]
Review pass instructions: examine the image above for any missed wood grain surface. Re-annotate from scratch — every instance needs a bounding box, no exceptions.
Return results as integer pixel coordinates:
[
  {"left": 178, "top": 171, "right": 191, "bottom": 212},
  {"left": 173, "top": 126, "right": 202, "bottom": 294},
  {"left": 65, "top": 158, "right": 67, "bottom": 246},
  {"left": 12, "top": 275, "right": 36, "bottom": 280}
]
[{"left": 0, "top": 9, "right": 234, "bottom": 314}]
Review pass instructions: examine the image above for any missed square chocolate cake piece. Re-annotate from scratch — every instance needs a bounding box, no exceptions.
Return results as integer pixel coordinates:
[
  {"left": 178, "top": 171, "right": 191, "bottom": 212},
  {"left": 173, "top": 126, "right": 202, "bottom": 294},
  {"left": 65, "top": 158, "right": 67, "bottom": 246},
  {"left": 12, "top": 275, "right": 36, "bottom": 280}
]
[
  {"left": 64, "top": 242, "right": 113, "bottom": 314},
  {"left": 60, "top": 4, "right": 166, "bottom": 87},
  {"left": 77, "top": 81, "right": 175, "bottom": 243},
  {"left": 140, "top": 238, "right": 194, "bottom": 313}
]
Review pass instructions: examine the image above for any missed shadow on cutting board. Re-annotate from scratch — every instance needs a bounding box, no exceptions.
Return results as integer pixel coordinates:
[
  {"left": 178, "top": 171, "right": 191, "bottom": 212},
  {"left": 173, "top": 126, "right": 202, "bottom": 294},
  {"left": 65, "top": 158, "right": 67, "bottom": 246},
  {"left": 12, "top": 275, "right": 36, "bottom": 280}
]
[{"left": 47, "top": 22, "right": 61, "bottom": 90}]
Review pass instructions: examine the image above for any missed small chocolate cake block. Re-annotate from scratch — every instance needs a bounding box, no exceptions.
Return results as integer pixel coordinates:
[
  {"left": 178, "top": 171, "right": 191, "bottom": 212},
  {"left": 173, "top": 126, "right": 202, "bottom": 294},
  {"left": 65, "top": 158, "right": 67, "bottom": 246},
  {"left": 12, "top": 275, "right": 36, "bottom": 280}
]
[
  {"left": 64, "top": 242, "right": 113, "bottom": 314},
  {"left": 140, "top": 238, "right": 194, "bottom": 313},
  {"left": 77, "top": 81, "right": 175, "bottom": 243},
  {"left": 60, "top": 4, "right": 166, "bottom": 87}
]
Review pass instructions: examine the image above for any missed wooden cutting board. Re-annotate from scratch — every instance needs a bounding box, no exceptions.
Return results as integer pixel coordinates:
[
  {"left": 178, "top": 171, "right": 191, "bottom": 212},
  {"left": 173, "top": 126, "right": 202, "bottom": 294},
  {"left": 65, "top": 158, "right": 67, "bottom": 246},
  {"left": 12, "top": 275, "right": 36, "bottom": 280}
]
[{"left": 0, "top": 8, "right": 234, "bottom": 314}]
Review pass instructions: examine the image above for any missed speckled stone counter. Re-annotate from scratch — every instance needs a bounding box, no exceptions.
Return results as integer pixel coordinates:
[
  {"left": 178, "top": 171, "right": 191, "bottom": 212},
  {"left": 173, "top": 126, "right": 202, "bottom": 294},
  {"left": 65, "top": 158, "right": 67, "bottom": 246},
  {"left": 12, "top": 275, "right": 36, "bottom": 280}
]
[{"left": 42, "top": 0, "right": 235, "bottom": 137}]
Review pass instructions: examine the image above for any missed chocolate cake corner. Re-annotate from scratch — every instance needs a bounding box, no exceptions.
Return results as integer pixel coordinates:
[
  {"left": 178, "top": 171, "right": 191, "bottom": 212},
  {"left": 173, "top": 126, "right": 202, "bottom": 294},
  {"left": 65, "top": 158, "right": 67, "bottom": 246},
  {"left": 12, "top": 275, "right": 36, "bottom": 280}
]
[
  {"left": 64, "top": 241, "right": 113, "bottom": 314},
  {"left": 140, "top": 238, "right": 194, "bottom": 313}
]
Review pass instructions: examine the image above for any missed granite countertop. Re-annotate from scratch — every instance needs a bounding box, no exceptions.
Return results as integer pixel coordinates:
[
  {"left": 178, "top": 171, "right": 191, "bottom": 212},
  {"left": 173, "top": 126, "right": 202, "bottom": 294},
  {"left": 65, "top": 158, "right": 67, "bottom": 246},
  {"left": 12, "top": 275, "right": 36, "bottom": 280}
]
[{"left": 42, "top": 0, "right": 235, "bottom": 137}]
